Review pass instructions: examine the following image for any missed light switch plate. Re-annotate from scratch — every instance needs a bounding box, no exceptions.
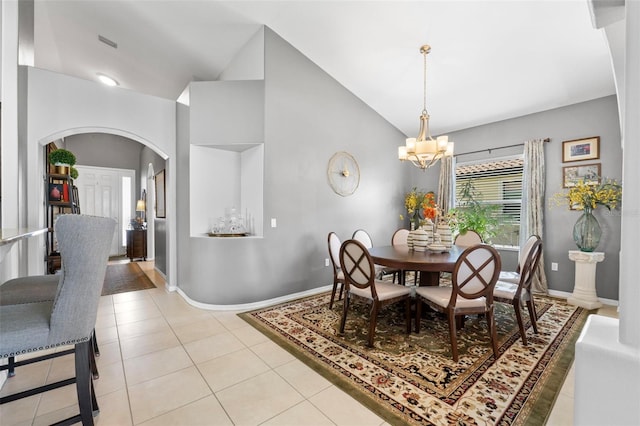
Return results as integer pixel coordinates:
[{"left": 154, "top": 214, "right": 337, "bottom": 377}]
[{"left": 271, "top": 218, "right": 277, "bottom": 228}]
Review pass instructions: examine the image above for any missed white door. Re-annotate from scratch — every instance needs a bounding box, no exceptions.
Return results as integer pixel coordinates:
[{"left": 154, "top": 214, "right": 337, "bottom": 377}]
[{"left": 75, "top": 166, "right": 135, "bottom": 256}]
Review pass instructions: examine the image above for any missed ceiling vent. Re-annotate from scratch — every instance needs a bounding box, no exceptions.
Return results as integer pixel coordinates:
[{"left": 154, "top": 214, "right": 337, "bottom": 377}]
[{"left": 98, "top": 35, "right": 118, "bottom": 49}]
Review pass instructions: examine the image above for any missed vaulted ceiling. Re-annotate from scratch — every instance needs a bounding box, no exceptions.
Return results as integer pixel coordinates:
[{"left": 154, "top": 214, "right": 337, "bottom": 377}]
[{"left": 31, "top": 1, "right": 615, "bottom": 136}]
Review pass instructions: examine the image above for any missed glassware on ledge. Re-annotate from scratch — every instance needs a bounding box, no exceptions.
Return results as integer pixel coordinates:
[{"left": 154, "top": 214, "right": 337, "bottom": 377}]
[{"left": 208, "top": 207, "right": 249, "bottom": 237}]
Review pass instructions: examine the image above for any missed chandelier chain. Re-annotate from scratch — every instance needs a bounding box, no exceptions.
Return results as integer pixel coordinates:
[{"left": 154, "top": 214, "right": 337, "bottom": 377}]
[{"left": 423, "top": 47, "right": 427, "bottom": 114}]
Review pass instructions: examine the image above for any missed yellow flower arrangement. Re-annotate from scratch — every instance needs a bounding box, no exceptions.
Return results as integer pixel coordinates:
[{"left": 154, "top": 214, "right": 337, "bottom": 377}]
[
  {"left": 552, "top": 177, "right": 622, "bottom": 211},
  {"left": 401, "top": 188, "right": 438, "bottom": 228}
]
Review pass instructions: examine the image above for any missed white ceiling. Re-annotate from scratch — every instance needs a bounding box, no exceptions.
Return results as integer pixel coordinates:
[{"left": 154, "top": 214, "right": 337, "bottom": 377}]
[{"left": 32, "top": 0, "right": 615, "bottom": 136}]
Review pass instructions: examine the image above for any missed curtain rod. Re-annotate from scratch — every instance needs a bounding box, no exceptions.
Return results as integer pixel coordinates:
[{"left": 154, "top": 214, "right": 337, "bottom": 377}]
[{"left": 454, "top": 138, "right": 550, "bottom": 158}]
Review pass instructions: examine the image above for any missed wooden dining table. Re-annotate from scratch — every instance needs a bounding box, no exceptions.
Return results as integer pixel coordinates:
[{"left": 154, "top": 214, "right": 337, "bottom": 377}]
[{"left": 369, "top": 244, "right": 466, "bottom": 286}]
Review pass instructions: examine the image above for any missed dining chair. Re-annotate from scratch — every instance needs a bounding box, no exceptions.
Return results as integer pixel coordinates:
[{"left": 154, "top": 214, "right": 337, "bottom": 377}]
[
  {"left": 494, "top": 235, "right": 543, "bottom": 345},
  {"left": 391, "top": 228, "right": 416, "bottom": 285},
  {"left": 339, "top": 239, "right": 412, "bottom": 347},
  {"left": 499, "top": 235, "right": 541, "bottom": 284},
  {"left": 415, "top": 244, "right": 501, "bottom": 362},
  {"left": 327, "top": 232, "right": 346, "bottom": 309},
  {"left": 453, "top": 230, "right": 483, "bottom": 247},
  {"left": 352, "top": 229, "right": 397, "bottom": 281},
  {"left": 0, "top": 215, "right": 116, "bottom": 425}
]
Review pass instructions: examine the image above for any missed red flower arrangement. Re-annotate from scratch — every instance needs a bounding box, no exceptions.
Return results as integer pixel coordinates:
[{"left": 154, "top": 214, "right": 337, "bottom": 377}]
[{"left": 423, "top": 192, "right": 437, "bottom": 220}]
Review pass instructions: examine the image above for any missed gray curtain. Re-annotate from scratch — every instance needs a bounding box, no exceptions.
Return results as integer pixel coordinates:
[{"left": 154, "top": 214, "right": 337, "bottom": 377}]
[
  {"left": 522, "top": 139, "right": 548, "bottom": 294},
  {"left": 437, "top": 156, "right": 455, "bottom": 215}
]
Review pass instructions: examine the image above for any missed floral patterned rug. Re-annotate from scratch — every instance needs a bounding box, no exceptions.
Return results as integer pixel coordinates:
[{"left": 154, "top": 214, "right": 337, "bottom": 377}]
[{"left": 239, "top": 287, "right": 590, "bottom": 425}]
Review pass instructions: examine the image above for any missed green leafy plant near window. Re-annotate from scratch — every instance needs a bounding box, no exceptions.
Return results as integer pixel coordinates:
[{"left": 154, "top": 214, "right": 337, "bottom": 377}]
[
  {"left": 48, "top": 149, "right": 76, "bottom": 166},
  {"left": 448, "top": 180, "right": 499, "bottom": 243}
]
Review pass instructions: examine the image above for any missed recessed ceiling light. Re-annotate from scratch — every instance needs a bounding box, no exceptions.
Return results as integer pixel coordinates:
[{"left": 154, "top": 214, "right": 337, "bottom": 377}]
[{"left": 97, "top": 73, "right": 119, "bottom": 87}]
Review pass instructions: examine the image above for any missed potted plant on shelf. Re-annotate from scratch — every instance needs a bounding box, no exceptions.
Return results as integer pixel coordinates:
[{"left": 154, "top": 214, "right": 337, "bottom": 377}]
[
  {"left": 70, "top": 167, "right": 79, "bottom": 180},
  {"left": 48, "top": 149, "right": 76, "bottom": 175}
]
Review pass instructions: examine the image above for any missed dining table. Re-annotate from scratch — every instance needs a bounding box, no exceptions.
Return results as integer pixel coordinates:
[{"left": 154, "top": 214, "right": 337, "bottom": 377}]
[{"left": 369, "top": 244, "right": 466, "bottom": 287}]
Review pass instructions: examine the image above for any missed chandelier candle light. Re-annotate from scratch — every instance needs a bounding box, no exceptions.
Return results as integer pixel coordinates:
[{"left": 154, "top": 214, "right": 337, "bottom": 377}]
[{"left": 398, "top": 45, "right": 454, "bottom": 170}]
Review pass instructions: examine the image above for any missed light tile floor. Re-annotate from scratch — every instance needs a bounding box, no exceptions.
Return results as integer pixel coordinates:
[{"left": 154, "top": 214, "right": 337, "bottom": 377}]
[{"left": 0, "top": 260, "right": 619, "bottom": 425}]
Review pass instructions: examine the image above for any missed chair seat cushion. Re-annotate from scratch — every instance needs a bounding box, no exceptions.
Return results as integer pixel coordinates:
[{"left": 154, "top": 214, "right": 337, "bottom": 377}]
[
  {"left": 494, "top": 280, "right": 531, "bottom": 302},
  {"left": 416, "top": 286, "right": 486, "bottom": 309},
  {"left": 350, "top": 281, "right": 411, "bottom": 301},
  {"left": 498, "top": 271, "right": 520, "bottom": 284},
  {"left": 0, "top": 301, "right": 53, "bottom": 357},
  {"left": 0, "top": 275, "right": 60, "bottom": 306}
]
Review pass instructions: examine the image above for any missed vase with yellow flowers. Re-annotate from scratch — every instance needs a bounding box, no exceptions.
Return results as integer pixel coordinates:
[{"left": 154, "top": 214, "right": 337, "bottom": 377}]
[
  {"left": 554, "top": 177, "right": 622, "bottom": 252},
  {"left": 403, "top": 188, "right": 437, "bottom": 230}
]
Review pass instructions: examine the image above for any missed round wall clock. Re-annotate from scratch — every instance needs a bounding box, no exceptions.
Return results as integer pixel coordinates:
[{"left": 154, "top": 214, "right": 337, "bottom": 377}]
[{"left": 327, "top": 151, "right": 360, "bottom": 196}]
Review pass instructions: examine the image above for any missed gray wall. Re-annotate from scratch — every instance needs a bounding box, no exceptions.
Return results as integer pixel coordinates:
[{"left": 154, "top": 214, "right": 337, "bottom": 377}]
[
  {"left": 445, "top": 95, "right": 622, "bottom": 300},
  {"left": 66, "top": 133, "right": 143, "bottom": 171},
  {"left": 66, "top": 134, "right": 166, "bottom": 193},
  {"left": 177, "top": 28, "right": 408, "bottom": 304}
]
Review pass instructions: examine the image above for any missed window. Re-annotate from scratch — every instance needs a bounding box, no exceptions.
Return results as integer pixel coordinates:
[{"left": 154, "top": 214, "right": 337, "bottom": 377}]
[{"left": 455, "top": 156, "right": 523, "bottom": 247}]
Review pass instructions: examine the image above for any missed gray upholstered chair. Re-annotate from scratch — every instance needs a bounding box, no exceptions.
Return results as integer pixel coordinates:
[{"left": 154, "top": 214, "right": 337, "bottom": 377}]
[
  {"left": 0, "top": 274, "right": 101, "bottom": 379},
  {"left": 327, "top": 232, "right": 345, "bottom": 309},
  {"left": 494, "top": 235, "right": 543, "bottom": 345},
  {"left": 415, "top": 244, "right": 501, "bottom": 362},
  {"left": 0, "top": 215, "right": 116, "bottom": 425},
  {"left": 339, "top": 239, "right": 412, "bottom": 347}
]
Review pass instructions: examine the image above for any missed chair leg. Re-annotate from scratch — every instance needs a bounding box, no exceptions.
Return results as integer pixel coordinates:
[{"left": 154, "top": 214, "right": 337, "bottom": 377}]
[
  {"left": 368, "top": 303, "right": 380, "bottom": 347},
  {"left": 7, "top": 356, "right": 15, "bottom": 377},
  {"left": 92, "top": 331, "right": 100, "bottom": 357},
  {"left": 415, "top": 299, "right": 422, "bottom": 333},
  {"left": 447, "top": 311, "right": 459, "bottom": 362},
  {"left": 339, "top": 295, "right": 350, "bottom": 334},
  {"left": 526, "top": 299, "right": 539, "bottom": 334},
  {"left": 329, "top": 281, "right": 339, "bottom": 309},
  {"left": 75, "top": 341, "right": 97, "bottom": 426},
  {"left": 486, "top": 307, "right": 499, "bottom": 360},
  {"left": 513, "top": 301, "right": 528, "bottom": 345},
  {"left": 404, "top": 299, "right": 411, "bottom": 334},
  {"left": 90, "top": 341, "right": 99, "bottom": 380}
]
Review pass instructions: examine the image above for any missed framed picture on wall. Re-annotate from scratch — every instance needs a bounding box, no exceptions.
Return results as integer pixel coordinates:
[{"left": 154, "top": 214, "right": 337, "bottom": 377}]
[
  {"left": 563, "top": 163, "right": 601, "bottom": 188},
  {"left": 155, "top": 169, "right": 166, "bottom": 218},
  {"left": 562, "top": 136, "right": 600, "bottom": 163}
]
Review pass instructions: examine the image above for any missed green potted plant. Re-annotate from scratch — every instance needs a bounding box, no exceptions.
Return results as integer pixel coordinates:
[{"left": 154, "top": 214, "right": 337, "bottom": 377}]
[
  {"left": 448, "top": 180, "right": 498, "bottom": 243},
  {"left": 48, "top": 149, "right": 76, "bottom": 175},
  {"left": 70, "top": 167, "right": 79, "bottom": 180}
]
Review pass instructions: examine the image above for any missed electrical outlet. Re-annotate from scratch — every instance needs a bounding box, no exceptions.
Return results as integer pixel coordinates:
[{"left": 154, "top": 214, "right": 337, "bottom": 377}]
[
  {"left": 551, "top": 262, "right": 558, "bottom": 271},
  {"left": 325, "top": 258, "right": 330, "bottom": 267}
]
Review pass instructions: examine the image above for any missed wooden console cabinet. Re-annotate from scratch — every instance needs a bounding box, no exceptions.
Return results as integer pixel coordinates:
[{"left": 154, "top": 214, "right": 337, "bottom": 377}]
[{"left": 126, "top": 229, "right": 147, "bottom": 261}]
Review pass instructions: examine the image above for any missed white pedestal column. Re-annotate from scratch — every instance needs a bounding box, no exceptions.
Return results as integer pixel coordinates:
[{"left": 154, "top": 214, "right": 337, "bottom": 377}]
[{"left": 567, "top": 250, "right": 604, "bottom": 309}]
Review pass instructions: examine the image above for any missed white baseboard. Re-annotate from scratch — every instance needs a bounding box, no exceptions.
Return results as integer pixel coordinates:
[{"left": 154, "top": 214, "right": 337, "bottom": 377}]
[
  {"left": 175, "top": 285, "right": 333, "bottom": 312},
  {"left": 546, "top": 289, "right": 618, "bottom": 307},
  {"left": 161, "top": 285, "right": 619, "bottom": 312}
]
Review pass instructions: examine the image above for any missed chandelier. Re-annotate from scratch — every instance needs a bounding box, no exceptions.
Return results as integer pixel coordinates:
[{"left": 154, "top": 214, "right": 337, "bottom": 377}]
[{"left": 398, "top": 45, "right": 454, "bottom": 170}]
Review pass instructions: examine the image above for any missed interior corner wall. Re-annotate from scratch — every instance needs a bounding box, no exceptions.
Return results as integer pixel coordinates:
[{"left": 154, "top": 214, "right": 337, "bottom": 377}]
[
  {"left": 177, "top": 27, "right": 407, "bottom": 305},
  {"left": 447, "top": 95, "right": 622, "bottom": 300},
  {"left": 218, "top": 26, "right": 264, "bottom": 81}
]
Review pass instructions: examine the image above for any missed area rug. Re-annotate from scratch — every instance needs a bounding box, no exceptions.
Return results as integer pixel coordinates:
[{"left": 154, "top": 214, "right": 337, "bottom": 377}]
[
  {"left": 239, "top": 290, "right": 591, "bottom": 425},
  {"left": 102, "top": 263, "right": 156, "bottom": 296}
]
